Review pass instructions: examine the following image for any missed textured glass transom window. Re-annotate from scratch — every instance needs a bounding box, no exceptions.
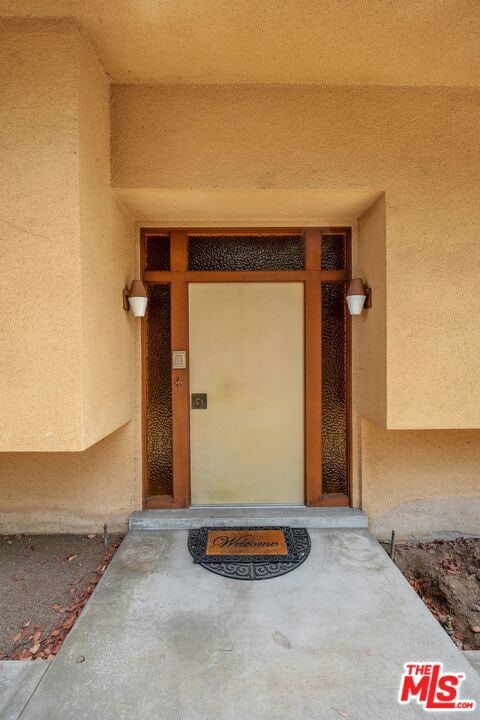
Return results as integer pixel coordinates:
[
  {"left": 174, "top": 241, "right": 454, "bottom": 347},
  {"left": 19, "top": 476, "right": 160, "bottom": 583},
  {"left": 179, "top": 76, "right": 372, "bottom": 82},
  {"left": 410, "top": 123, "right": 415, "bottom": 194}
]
[
  {"left": 144, "top": 235, "right": 170, "bottom": 271},
  {"left": 321, "top": 234, "right": 346, "bottom": 270},
  {"left": 188, "top": 235, "right": 305, "bottom": 271}
]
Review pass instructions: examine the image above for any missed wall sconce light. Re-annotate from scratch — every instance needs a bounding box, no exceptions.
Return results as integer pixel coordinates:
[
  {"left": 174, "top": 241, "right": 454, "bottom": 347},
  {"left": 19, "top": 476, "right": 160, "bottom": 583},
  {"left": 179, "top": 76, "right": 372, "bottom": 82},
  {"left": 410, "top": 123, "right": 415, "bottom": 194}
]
[
  {"left": 346, "top": 278, "right": 372, "bottom": 316},
  {"left": 123, "top": 280, "right": 148, "bottom": 317}
]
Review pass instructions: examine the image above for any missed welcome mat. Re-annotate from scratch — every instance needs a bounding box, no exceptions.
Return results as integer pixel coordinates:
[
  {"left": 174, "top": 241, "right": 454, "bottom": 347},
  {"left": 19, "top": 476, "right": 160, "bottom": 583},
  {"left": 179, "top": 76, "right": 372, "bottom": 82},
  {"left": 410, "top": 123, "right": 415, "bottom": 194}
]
[{"left": 188, "top": 526, "right": 310, "bottom": 580}]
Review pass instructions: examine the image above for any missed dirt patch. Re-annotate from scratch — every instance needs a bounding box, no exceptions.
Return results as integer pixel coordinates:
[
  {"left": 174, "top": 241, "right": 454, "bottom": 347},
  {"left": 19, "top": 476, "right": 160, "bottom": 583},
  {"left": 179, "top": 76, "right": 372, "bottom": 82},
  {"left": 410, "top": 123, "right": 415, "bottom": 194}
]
[
  {"left": 393, "top": 537, "right": 480, "bottom": 650},
  {"left": 0, "top": 534, "right": 122, "bottom": 660}
]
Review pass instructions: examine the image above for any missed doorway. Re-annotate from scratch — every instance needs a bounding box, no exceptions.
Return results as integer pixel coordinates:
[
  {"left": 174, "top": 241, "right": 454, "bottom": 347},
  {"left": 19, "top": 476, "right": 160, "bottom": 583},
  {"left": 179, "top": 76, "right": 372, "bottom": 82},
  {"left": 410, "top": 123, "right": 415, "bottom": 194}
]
[
  {"left": 141, "top": 228, "right": 351, "bottom": 509},
  {"left": 189, "top": 283, "right": 304, "bottom": 505}
]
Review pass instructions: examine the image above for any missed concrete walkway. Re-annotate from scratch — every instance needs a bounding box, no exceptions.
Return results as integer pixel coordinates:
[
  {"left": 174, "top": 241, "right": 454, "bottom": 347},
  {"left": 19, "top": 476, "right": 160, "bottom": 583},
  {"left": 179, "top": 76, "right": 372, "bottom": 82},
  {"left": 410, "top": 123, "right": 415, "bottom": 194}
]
[
  {"left": 9, "top": 529, "right": 480, "bottom": 719},
  {"left": 466, "top": 651, "right": 480, "bottom": 676},
  {"left": 0, "top": 661, "right": 47, "bottom": 720}
]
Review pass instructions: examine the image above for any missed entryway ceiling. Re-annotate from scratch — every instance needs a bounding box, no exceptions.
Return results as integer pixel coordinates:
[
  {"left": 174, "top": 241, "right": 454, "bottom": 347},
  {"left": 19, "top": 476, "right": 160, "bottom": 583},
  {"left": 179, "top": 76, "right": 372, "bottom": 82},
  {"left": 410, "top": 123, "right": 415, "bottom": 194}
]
[{"left": 1, "top": 0, "right": 479, "bottom": 86}]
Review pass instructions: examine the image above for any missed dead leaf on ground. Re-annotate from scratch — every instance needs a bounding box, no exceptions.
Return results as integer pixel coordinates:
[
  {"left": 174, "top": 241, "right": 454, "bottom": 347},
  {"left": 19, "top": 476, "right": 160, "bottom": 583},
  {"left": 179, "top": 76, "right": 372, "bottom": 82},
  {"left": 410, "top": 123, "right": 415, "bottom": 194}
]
[{"left": 2, "top": 536, "right": 121, "bottom": 660}]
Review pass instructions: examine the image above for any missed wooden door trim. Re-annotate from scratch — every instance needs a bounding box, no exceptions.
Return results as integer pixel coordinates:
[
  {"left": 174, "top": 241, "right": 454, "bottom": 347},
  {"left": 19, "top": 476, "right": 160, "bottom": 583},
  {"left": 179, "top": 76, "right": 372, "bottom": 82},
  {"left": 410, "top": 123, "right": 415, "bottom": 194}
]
[
  {"left": 144, "top": 270, "right": 348, "bottom": 283},
  {"left": 305, "top": 279, "right": 323, "bottom": 505},
  {"left": 141, "top": 227, "right": 351, "bottom": 509}
]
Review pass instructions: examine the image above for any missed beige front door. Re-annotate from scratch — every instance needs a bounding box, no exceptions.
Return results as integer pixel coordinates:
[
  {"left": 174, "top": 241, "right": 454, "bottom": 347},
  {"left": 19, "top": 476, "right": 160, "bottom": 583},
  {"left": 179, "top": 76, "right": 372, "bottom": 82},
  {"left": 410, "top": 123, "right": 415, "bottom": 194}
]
[{"left": 189, "top": 283, "right": 304, "bottom": 505}]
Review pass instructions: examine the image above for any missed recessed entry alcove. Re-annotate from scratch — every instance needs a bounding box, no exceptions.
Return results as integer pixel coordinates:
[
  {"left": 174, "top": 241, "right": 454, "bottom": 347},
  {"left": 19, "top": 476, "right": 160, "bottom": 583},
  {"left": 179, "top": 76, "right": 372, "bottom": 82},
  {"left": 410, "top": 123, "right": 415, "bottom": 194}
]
[{"left": 131, "top": 187, "right": 384, "bottom": 511}]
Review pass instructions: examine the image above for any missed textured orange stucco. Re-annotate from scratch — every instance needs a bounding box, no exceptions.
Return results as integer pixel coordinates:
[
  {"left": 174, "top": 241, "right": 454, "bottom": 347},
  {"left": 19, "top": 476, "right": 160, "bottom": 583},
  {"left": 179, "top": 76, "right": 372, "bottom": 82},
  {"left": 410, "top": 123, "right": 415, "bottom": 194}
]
[
  {"left": 362, "top": 420, "right": 480, "bottom": 538},
  {"left": 0, "top": 425, "right": 139, "bottom": 533},
  {"left": 77, "top": 29, "right": 135, "bottom": 449},
  {"left": 1, "top": 1, "right": 479, "bottom": 86},
  {"left": 357, "top": 195, "right": 386, "bottom": 427},
  {"left": 0, "top": 21, "right": 135, "bottom": 451},
  {"left": 111, "top": 83, "right": 480, "bottom": 429},
  {"left": 0, "top": 21, "right": 83, "bottom": 451}
]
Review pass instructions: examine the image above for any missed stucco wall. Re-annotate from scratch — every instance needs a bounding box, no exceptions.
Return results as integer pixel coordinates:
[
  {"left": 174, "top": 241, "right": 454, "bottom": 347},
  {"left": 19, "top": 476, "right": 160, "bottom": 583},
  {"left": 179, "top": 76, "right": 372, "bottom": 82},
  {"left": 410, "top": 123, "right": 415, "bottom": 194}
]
[
  {"left": 0, "top": 424, "right": 139, "bottom": 533},
  {"left": 112, "top": 84, "right": 480, "bottom": 430},
  {"left": 77, "top": 33, "right": 135, "bottom": 448},
  {"left": 0, "top": 21, "right": 135, "bottom": 451},
  {"left": 357, "top": 195, "right": 387, "bottom": 427},
  {"left": 362, "top": 420, "right": 480, "bottom": 539},
  {"left": 0, "top": 21, "right": 83, "bottom": 451},
  {"left": 0, "top": 21, "right": 140, "bottom": 532}
]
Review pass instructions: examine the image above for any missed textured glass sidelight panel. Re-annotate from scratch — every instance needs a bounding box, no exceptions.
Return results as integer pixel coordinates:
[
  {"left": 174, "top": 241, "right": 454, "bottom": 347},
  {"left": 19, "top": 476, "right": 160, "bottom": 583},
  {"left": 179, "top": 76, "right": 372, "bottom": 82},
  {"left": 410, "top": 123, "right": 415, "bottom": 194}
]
[
  {"left": 322, "top": 282, "right": 348, "bottom": 494},
  {"left": 145, "top": 283, "right": 173, "bottom": 496},
  {"left": 144, "top": 235, "right": 170, "bottom": 271},
  {"left": 188, "top": 235, "right": 304, "bottom": 271},
  {"left": 321, "top": 234, "right": 346, "bottom": 270}
]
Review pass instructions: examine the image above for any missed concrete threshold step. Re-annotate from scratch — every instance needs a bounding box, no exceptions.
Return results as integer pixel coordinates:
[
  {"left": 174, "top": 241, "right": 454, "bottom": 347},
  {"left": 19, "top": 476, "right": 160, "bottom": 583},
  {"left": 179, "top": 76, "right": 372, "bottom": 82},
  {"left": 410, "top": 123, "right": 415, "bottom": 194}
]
[{"left": 129, "top": 507, "right": 368, "bottom": 531}]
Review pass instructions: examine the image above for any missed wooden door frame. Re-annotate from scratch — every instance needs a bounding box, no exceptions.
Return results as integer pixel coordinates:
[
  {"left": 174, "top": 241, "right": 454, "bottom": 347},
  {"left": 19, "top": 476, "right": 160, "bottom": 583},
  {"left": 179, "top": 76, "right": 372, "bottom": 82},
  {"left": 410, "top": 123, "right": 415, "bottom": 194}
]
[{"left": 141, "top": 227, "right": 351, "bottom": 509}]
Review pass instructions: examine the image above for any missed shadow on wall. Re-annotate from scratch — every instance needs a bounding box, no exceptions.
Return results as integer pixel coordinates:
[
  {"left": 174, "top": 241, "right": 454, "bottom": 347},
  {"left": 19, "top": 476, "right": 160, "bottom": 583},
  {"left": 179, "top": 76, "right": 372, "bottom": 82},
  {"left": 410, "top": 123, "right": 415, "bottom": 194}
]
[
  {"left": 0, "top": 424, "right": 140, "bottom": 534},
  {"left": 369, "top": 497, "right": 480, "bottom": 540},
  {"left": 361, "top": 420, "right": 480, "bottom": 538}
]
